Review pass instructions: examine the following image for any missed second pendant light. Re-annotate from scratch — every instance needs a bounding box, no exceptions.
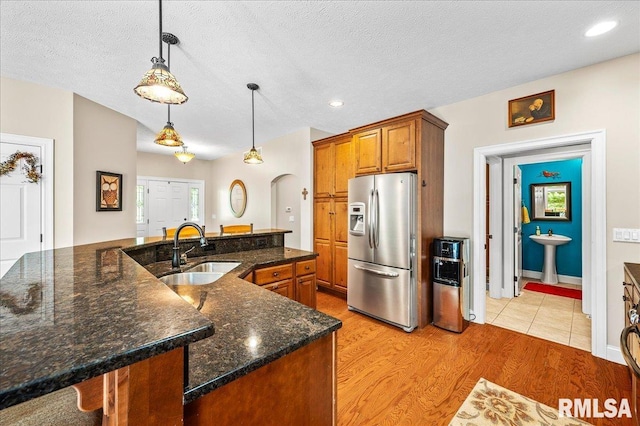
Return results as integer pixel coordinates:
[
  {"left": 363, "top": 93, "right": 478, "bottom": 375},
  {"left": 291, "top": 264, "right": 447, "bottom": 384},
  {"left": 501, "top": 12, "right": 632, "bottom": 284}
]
[
  {"left": 244, "top": 83, "right": 263, "bottom": 164},
  {"left": 155, "top": 33, "right": 184, "bottom": 147}
]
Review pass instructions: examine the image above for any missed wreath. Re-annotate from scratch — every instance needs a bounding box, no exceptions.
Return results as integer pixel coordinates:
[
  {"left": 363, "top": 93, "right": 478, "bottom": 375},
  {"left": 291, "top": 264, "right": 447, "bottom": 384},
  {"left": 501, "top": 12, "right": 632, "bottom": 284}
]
[{"left": 0, "top": 151, "right": 41, "bottom": 183}]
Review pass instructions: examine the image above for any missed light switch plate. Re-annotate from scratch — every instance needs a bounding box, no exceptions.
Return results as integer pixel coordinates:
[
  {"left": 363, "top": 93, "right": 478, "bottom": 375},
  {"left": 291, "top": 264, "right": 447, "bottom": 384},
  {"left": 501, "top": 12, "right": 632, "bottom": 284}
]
[{"left": 613, "top": 228, "right": 640, "bottom": 243}]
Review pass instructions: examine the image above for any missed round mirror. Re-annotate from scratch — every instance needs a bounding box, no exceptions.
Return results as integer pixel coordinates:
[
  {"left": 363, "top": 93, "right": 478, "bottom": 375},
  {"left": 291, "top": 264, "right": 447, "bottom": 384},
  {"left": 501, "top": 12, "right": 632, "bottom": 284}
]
[{"left": 229, "top": 179, "right": 247, "bottom": 217}]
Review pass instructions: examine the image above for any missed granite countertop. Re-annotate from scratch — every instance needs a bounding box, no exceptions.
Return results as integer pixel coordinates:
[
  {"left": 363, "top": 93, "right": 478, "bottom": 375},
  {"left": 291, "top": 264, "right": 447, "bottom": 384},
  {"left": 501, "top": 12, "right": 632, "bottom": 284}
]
[
  {"left": 0, "top": 241, "right": 214, "bottom": 410},
  {"left": 625, "top": 263, "right": 640, "bottom": 288},
  {"left": 144, "top": 247, "right": 342, "bottom": 404},
  {"left": 0, "top": 232, "right": 342, "bottom": 409}
]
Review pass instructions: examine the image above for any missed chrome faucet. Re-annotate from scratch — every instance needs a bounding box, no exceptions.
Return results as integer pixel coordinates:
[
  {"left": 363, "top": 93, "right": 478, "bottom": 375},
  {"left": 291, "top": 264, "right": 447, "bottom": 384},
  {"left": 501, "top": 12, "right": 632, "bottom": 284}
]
[
  {"left": 172, "top": 222, "right": 208, "bottom": 268},
  {"left": 548, "top": 229, "right": 553, "bottom": 236}
]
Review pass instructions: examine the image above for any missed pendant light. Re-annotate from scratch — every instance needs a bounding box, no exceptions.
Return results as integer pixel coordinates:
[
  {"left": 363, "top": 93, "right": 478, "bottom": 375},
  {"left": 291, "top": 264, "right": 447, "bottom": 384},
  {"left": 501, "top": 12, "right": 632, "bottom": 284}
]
[
  {"left": 175, "top": 145, "right": 195, "bottom": 164},
  {"left": 243, "top": 83, "right": 263, "bottom": 164},
  {"left": 154, "top": 33, "right": 184, "bottom": 147},
  {"left": 134, "top": 0, "right": 188, "bottom": 104}
]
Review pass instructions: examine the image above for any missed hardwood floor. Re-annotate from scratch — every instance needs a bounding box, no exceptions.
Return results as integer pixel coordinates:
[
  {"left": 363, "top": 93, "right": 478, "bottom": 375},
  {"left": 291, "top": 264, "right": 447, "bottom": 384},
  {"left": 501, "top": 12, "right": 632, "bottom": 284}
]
[{"left": 317, "top": 292, "right": 634, "bottom": 425}]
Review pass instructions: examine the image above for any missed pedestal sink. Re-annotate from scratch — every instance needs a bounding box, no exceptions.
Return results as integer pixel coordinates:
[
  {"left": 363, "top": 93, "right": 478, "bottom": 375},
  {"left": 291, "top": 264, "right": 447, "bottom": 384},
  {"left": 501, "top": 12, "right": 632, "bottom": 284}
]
[{"left": 529, "top": 234, "right": 572, "bottom": 284}]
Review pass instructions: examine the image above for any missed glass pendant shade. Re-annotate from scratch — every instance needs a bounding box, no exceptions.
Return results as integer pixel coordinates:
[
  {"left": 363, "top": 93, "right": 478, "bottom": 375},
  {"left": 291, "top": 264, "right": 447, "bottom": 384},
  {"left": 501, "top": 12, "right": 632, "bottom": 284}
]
[
  {"left": 154, "top": 121, "right": 183, "bottom": 146},
  {"left": 175, "top": 146, "right": 195, "bottom": 163},
  {"left": 243, "top": 147, "right": 263, "bottom": 164},
  {"left": 134, "top": 59, "right": 188, "bottom": 104}
]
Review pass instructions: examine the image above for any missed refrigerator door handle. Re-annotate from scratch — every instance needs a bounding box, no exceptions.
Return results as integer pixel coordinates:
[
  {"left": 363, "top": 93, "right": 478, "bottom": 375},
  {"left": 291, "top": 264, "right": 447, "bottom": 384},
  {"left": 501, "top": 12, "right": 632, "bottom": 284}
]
[
  {"left": 368, "top": 189, "right": 374, "bottom": 248},
  {"left": 373, "top": 189, "right": 380, "bottom": 249},
  {"left": 353, "top": 263, "right": 400, "bottom": 278}
]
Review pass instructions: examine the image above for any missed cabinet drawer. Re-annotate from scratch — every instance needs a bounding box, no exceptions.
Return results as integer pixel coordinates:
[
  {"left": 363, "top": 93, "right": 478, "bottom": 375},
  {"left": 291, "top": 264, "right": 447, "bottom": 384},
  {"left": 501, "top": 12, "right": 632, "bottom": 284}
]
[
  {"left": 296, "top": 259, "right": 316, "bottom": 276},
  {"left": 254, "top": 264, "right": 293, "bottom": 285}
]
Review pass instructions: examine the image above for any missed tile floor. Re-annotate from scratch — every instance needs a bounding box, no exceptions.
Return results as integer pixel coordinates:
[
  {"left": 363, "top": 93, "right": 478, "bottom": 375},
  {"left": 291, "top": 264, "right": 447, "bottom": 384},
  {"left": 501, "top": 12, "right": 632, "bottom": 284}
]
[{"left": 485, "top": 280, "right": 591, "bottom": 351}]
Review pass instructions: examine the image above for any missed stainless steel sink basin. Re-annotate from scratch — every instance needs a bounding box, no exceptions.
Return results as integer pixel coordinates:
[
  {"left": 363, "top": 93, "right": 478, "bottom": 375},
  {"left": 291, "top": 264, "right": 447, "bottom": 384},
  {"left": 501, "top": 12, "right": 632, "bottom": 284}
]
[
  {"left": 187, "top": 261, "right": 241, "bottom": 273},
  {"left": 159, "top": 272, "right": 224, "bottom": 286}
]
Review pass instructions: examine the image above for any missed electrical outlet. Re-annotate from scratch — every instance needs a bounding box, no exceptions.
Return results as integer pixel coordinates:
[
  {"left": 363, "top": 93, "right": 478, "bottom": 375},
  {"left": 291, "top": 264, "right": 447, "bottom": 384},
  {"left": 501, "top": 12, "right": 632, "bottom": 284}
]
[{"left": 613, "top": 228, "right": 640, "bottom": 243}]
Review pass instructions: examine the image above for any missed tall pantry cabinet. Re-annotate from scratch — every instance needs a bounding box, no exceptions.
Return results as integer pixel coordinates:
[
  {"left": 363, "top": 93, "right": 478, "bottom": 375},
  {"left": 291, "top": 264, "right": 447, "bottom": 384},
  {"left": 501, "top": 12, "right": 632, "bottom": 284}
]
[
  {"left": 313, "top": 110, "right": 448, "bottom": 328},
  {"left": 313, "top": 134, "right": 353, "bottom": 296}
]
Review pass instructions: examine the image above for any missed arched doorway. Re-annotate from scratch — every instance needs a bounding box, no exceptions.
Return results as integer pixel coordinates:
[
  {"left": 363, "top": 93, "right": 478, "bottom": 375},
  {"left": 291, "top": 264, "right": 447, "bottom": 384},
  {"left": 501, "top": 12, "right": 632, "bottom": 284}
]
[{"left": 271, "top": 174, "right": 301, "bottom": 249}]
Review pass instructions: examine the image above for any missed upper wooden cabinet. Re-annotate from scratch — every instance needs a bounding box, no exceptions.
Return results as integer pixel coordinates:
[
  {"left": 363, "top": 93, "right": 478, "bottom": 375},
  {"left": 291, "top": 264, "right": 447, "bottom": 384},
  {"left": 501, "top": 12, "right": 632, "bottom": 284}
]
[
  {"left": 313, "top": 133, "right": 353, "bottom": 198},
  {"left": 354, "top": 118, "right": 417, "bottom": 175}
]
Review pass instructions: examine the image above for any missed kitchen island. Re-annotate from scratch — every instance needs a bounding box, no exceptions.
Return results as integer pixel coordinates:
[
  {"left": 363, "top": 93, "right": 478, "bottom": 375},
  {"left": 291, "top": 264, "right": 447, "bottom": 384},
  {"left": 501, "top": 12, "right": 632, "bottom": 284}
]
[{"left": 0, "top": 230, "right": 342, "bottom": 425}]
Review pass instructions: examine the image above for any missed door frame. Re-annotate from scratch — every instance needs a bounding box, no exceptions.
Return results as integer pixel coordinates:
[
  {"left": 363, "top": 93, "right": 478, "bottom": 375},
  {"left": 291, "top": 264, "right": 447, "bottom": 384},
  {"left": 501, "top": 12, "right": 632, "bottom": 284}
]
[
  {"left": 473, "top": 130, "right": 607, "bottom": 360},
  {"left": 1, "top": 133, "right": 54, "bottom": 251}
]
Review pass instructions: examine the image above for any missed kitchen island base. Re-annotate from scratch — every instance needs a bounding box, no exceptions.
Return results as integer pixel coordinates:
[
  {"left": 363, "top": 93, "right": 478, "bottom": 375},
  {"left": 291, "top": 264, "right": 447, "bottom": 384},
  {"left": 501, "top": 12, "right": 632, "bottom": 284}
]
[{"left": 185, "top": 332, "right": 337, "bottom": 426}]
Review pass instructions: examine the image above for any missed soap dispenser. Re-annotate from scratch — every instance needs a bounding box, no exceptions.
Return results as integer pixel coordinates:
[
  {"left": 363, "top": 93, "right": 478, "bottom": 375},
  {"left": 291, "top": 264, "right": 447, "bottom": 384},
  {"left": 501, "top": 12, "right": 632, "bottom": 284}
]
[{"left": 535, "top": 225, "right": 541, "bottom": 236}]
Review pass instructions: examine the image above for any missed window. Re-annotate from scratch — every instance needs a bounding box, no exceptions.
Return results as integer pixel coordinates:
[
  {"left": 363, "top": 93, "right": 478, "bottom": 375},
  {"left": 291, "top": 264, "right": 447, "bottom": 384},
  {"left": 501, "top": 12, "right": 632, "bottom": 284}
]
[
  {"left": 136, "top": 185, "right": 145, "bottom": 224},
  {"left": 190, "top": 187, "right": 200, "bottom": 221}
]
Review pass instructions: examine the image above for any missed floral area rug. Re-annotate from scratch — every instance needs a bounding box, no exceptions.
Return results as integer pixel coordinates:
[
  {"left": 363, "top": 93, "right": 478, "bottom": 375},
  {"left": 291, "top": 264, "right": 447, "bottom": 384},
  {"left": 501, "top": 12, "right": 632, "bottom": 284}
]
[{"left": 449, "top": 378, "right": 592, "bottom": 425}]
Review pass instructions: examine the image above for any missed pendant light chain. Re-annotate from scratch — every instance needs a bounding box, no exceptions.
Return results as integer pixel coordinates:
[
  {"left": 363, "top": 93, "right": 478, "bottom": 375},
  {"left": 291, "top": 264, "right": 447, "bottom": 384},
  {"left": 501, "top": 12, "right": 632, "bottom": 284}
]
[
  {"left": 251, "top": 88, "right": 255, "bottom": 149},
  {"left": 167, "top": 41, "right": 171, "bottom": 123}
]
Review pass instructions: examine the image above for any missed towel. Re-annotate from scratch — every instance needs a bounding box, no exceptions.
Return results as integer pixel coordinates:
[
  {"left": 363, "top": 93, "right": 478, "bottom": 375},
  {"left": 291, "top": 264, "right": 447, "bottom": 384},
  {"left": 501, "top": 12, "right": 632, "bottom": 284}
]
[{"left": 522, "top": 204, "right": 531, "bottom": 224}]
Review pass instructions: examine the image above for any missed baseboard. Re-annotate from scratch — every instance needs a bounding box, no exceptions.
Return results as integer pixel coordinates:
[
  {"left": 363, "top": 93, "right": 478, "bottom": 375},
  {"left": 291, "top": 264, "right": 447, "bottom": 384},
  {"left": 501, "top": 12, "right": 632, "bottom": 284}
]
[
  {"left": 607, "top": 344, "right": 625, "bottom": 365},
  {"left": 522, "top": 270, "right": 582, "bottom": 286}
]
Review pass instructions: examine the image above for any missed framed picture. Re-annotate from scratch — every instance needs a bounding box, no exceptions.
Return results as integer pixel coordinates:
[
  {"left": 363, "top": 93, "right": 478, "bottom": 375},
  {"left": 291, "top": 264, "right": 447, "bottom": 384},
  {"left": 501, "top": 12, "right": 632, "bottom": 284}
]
[
  {"left": 96, "top": 171, "right": 122, "bottom": 211},
  {"left": 508, "top": 90, "right": 555, "bottom": 128}
]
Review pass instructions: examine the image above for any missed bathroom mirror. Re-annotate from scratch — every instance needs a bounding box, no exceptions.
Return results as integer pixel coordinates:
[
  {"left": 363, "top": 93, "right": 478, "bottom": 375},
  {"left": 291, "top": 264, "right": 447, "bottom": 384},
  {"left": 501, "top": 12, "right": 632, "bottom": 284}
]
[
  {"left": 229, "top": 179, "right": 247, "bottom": 218},
  {"left": 530, "top": 182, "right": 571, "bottom": 221}
]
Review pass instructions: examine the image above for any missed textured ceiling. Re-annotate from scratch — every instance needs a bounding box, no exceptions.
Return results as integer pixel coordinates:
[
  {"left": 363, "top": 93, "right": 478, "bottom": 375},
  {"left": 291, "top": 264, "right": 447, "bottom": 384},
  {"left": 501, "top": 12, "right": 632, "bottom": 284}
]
[{"left": 1, "top": 1, "right": 638, "bottom": 160}]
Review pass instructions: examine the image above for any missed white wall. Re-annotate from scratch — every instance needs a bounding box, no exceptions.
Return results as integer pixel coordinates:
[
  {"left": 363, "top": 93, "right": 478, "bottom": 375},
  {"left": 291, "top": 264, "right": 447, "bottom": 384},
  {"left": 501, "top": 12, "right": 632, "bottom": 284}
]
[
  {"left": 73, "top": 94, "right": 137, "bottom": 245},
  {"left": 0, "top": 77, "right": 74, "bottom": 248},
  {"left": 431, "top": 53, "right": 640, "bottom": 347},
  {"left": 0, "top": 78, "right": 138, "bottom": 247},
  {"left": 209, "top": 128, "right": 320, "bottom": 250}
]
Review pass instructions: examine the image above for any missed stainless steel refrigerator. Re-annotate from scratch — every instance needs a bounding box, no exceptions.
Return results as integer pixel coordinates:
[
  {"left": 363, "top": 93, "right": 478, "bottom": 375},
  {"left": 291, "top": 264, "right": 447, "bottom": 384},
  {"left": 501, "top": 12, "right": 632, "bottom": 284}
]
[{"left": 347, "top": 172, "right": 417, "bottom": 332}]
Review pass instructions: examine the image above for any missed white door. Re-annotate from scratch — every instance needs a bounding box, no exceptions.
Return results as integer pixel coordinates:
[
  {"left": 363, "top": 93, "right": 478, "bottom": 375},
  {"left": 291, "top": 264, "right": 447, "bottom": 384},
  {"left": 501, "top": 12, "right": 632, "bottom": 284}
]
[
  {"left": 513, "top": 165, "right": 523, "bottom": 296},
  {"left": 0, "top": 142, "right": 42, "bottom": 277},
  {"left": 148, "top": 180, "right": 189, "bottom": 236}
]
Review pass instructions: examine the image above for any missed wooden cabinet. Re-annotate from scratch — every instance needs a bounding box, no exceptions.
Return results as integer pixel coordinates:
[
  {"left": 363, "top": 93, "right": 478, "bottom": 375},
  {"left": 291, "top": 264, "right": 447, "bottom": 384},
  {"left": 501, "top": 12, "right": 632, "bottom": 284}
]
[
  {"left": 251, "top": 260, "right": 317, "bottom": 309},
  {"left": 353, "top": 118, "right": 416, "bottom": 175},
  {"left": 314, "top": 133, "right": 353, "bottom": 198},
  {"left": 296, "top": 260, "right": 317, "bottom": 309},
  {"left": 313, "top": 109, "right": 448, "bottom": 327},
  {"left": 313, "top": 133, "right": 354, "bottom": 296}
]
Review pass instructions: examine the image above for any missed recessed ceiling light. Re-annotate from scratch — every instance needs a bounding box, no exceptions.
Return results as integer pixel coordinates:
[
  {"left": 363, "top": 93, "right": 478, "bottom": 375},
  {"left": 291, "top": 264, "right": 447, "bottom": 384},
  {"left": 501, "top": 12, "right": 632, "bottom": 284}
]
[
  {"left": 585, "top": 21, "right": 618, "bottom": 37},
  {"left": 329, "top": 100, "right": 344, "bottom": 108}
]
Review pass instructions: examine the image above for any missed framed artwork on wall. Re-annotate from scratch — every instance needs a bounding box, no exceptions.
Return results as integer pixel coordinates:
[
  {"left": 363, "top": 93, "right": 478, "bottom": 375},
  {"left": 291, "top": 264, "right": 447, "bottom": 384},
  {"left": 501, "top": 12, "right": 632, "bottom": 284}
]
[
  {"left": 96, "top": 171, "right": 122, "bottom": 211},
  {"left": 508, "top": 90, "right": 555, "bottom": 128}
]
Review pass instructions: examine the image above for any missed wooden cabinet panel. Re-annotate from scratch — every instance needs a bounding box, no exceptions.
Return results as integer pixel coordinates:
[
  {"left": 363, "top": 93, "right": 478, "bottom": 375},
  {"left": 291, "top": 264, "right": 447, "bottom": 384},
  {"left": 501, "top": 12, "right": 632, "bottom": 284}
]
[
  {"left": 334, "top": 138, "right": 354, "bottom": 197},
  {"left": 314, "top": 241, "right": 332, "bottom": 288},
  {"left": 296, "top": 259, "right": 316, "bottom": 276},
  {"left": 314, "top": 199, "right": 331, "bottom": 241},
  {"left": 314, "top": 143, "right": 334, "bottom": 198},
  {"left": 254, "top": 264, "right": 293, "bottom": 285},
  {"left": 296, "top": 274, "right": 317, "bottom": 309},
  {"left": 334, "top": 199, "right": 349, "bottom": 244},
  {"left": 354, "top": 129, "right": 382, "bottom": 175},
  {"left": 334, "top": 244, "right": 348, "bottom": 291},
  {"left": 383, "top": 120, "right": 416, "bottom": 171},
  {"left": 263, "top": 279, "right": 294, "bottom": 299}
]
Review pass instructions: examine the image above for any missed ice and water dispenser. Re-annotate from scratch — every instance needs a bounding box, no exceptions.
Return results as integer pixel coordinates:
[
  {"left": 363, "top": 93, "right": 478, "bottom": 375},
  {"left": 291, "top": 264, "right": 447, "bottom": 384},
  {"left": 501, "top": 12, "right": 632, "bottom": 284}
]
[
  {"left": 348, "top": 203, "right": 365, "bottom": 236},
  {"left": 433, "top": 237, "right": 470, "bottom": 333}
]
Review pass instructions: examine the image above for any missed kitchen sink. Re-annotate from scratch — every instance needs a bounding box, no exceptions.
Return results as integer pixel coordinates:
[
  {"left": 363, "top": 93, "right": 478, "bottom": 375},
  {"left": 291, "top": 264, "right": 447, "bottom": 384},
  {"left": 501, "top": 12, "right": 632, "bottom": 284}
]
[
  {"left": 187, "top": 261, "right": 241, "bottom": 273},
  {"left": 159, "top": 272, "right": 224, "bottom": 286}
]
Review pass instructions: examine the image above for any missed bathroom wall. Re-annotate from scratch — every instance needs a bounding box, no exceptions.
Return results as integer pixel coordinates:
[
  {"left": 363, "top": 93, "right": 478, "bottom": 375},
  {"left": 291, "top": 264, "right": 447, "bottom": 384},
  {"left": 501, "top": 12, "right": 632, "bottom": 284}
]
[{"left": 521, "top": 158, "right": 582, "bottom": 279}]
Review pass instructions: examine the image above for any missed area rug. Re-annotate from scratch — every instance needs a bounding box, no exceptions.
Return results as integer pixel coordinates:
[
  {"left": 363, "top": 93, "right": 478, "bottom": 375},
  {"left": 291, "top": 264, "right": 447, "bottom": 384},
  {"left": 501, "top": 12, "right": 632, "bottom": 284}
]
[
  {"left": 449, "top": 378, "right": 591, "bottom": 425},
  {"left": 524, "top": 282, "right": 582, "bottom": 300}
]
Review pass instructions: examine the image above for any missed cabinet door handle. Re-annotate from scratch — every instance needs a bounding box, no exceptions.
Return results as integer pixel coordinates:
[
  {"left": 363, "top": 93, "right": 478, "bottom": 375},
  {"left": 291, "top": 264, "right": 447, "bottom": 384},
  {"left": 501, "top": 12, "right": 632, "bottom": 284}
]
[
  {"left": 273, "top": 284, "right": 278, "bottom": 289},
  {"left": 623, "top": 281, "right": 633, "bottom": 286},
  {"left": 305, "top": 266, "right": 310, "bottom": 270},
  {"left": 273, "top": 272, "right": 279, "bottom": 277}
]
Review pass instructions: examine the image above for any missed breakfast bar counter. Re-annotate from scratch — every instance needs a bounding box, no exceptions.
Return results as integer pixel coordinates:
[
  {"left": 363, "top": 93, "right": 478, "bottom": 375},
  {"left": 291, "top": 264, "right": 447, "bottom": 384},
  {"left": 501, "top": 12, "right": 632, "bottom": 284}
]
[{"left": 1, "top": 230, "right": 341, "bottom": 425}]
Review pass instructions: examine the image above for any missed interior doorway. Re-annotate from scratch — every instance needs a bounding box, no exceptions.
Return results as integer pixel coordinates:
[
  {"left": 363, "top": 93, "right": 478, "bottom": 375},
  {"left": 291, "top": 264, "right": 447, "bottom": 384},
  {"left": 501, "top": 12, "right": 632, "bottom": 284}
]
[
  {"left": 472, "top": 130, "right": 607, "bottom": 360},
  {"left": 271, "top": 174, "right": 301, "bottom": 249},
  {"left": 0, "top": 133, "right": 53, "bottom": 277}
]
